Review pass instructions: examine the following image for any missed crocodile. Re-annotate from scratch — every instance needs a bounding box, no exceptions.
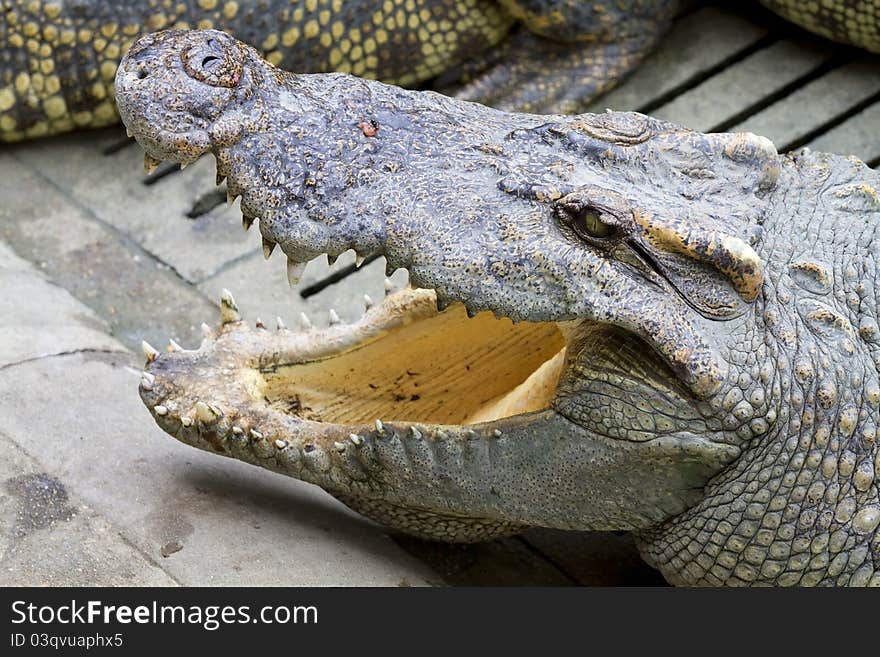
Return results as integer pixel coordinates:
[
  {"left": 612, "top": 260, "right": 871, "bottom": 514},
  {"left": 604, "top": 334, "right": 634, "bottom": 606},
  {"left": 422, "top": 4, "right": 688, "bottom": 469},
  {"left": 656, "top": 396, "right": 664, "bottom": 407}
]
[
  {"left": 118, "top": 29, "right": 880, "bottom": 586},
  {"left": 4, "top": 1, "right": 880, "bottom": 144},
  {"left": 1, "top": 0, "right": 682, "bottom": 142}
]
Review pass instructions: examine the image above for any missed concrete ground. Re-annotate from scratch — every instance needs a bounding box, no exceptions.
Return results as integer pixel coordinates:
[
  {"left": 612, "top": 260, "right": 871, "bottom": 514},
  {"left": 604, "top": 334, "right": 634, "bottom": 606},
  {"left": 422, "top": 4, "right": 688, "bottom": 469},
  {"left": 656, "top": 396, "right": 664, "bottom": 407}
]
[{"left": 2, "top": 2, "right": 876, "bottom": 587}]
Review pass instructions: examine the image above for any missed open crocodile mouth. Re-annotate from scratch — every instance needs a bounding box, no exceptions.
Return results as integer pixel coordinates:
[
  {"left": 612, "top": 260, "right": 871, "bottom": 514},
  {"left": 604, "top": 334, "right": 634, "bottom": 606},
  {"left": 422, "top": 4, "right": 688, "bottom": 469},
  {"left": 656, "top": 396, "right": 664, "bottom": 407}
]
[
  {"left": 262, "top": 293, "right": 567, "bottom": 428},
  {"left": 141, "top": 285, "right": 570, "bottom": 440}
]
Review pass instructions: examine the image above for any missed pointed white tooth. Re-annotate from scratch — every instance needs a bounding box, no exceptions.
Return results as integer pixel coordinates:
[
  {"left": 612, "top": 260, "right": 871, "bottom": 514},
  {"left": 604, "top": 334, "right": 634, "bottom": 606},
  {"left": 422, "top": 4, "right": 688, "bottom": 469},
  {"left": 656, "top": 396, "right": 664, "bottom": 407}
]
[
  {"left": 200, "top": 322, "right": 213, "bottom": 338},
  {"left": 154, "top": 405, "right": 168, "bottom": 416},
  {"left": 126, "top": 128, "right": 134, "bottom": 138},
  {"left": 349, "top": 433, "right": 362, "bottom": 446},
  {"left": 219, "top": 288, "right": 241, "bottom": 324},
  {"left": 299, "top": 312, "right": 311, "bottom": 330},
  {"left": 375, "top": 419, "right": 385, "bottom": 434},
  {"left": 286, "top": 258, "right": 306, "bottom": 288},
  {"left": 363, "top": 294, "right": 374, "bottom": 310},
  {"left": 355, "top": 254, "right": 365, "bottom": 268},
  {"left": 328, "top": 308, "right": 341, "bottom": 325},
  {"left": 179, "top": 161, "right": 188, "bottom": 170},
  {"left": 227, "top": 190, "right": 236, "bottom": 207},
  {"left": 181, "top": 416, "right": 193, "bottom": 427},
  {"left": 384, "top": 278, "right": 394, "bottom": 295},
  {"left": 195, "top": 401, "right": 217, "bottom": 423},
  {"left": 255, "top": 317, "right": 265, "bottom": 329},
  {"left": 410, "top": 426, "right": 422, "bottom": 440},
  {"left": 274, "top": 439, "right": 288, "bottom": 449},
  {"left": 262, "top": 238, "right": 276, "bottom": 260},
  {"left": 168, "top": 338, "right": 183, "bottom": 352},
  {"left": 242, "top": 214, "right": 255, "bottom": 231},
  {"left": 276, "top": 316, "right": 287, "bottom": 330},
  {"left": 143, "top": 153, "right": 160, "bottom": 175},
  {"left": 250, "top": 429, "right": 263, "bottom": 440},
  {"left": 232, "top": 426, "right": 243, "bottom": 435},
  {"left": 216, "top": 172, "right": 226, "bottom": 186},
  {"left": 333, "top": 441, "right": 346, "bottom": 452},
  {"left": 141, "top": 340, "right": 159, "bottom": 363},
  {"left": 326, "top": 254, "right": 338, "bottom": 267},
  {"left": 141, "top": 371, "right": 155, "bottom": 389}
]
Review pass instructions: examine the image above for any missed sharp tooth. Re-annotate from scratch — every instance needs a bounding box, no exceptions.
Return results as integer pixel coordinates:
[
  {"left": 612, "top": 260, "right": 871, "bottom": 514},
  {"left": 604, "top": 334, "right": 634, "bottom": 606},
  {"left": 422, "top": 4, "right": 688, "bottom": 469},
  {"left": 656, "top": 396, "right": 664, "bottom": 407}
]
[
  {"left": 250, "top": 429, "right": 263, "bottom": 440},
  {"left": 195, "top": 401, "right": 217, "bottom": 423},
  {"left": 299, "top": 312, "right": 311, "bottom": 329},
  {"left": 274, "top": 439, "right": 288, "bottom": 449},
  {"left": 276, "top": 316, "right": 287, "bottom": 330},
  {"left": 349, "top": 433, "right": 362, "bottom": 446},
  {"left": 140, "top": 372, "right": 154, "bottom": 390},
  {"left": 410, "top": 426, "right": 422, "bottom": 440},
  {"left": 227, "top": 190, "right": 237, "bottom": 207},
  {"left": 200, "top": 322, "right": 213, "bottom": 338},
  {"left": 154, "top": 405, "right": 168, "bottom": 416},
  {"left": 255, "top": 317, "right": 265, "bottom": 329},
  {"left": 216, "top": 172, "right": 226, "bottom": 185},
  {"left": 143, "top": 153, "right": 160, "bottom": 174},
  {"left": 181, "top": 416, "right": 193, "bottom": 427},
  {"left": 219, "top": 288, "right": 241, "bottom": 324},
  {"left": 242, "top": 214, "right": 255, "bottom": 231},
  {"left": 326, "top": 254, "right": 338, "bottom": 267},
  {"left": 286, "top": 258, "right": 306, "bottom": 287},
  {"left": 374, "top": 419, "right": 386, "bottom": 435},
  {"left": 262, "top": 238, "right": 276, "bottom": 260},
  {"left": 384, "top": 278, "right": 394, "bottom": 295},
  {"left": 355, "top": 254, "right": 365, "bottom": 268},
  {"left": 179, "top": 161, "right": 188, "bottom": 170},
  {"left": 363, "top": 294, "right": 374, "bottom": 310},
  {"left": 168, "top": 338, "right": 183, "bottom": 352},
  {"left": 328, "top": 308, "right": 341, "bottom": 325},
  {"left": 493, "top": 429, "right": 503, "bottom": 437},
  {"left": 126, "top": 128, "right": 134, "bottom": 138},
  {"left": 141, "top": 340, "right": 159, "bottom": 363}
]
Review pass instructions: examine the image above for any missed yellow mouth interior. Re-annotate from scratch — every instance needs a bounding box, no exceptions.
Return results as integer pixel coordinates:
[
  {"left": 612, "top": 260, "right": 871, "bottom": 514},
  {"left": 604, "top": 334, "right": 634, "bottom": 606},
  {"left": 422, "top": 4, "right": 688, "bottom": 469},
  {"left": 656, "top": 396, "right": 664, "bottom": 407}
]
[{"left": 260, "top": 303, "right": 567, "bottom": 426}]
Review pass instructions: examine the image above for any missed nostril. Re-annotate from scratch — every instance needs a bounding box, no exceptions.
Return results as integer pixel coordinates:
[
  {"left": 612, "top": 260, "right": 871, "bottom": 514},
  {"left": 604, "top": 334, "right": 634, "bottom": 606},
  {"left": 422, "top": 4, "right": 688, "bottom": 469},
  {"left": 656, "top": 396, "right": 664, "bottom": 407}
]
[{"left": 201, "top": 55, "right": 220, "bottom": 69}]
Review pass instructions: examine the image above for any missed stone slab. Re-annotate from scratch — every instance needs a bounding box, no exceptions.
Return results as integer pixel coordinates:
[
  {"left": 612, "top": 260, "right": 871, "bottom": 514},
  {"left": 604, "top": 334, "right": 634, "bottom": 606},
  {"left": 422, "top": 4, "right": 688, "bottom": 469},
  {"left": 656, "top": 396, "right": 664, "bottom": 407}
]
[
  {"left": 0, "top": 352, "right": 434, "bottom": 586},
  {"left": 0, "top": 242, "right": 123, "bottom": 368},
  {"left": 0, "top": 431, "right": 177, "bottom": 586}
]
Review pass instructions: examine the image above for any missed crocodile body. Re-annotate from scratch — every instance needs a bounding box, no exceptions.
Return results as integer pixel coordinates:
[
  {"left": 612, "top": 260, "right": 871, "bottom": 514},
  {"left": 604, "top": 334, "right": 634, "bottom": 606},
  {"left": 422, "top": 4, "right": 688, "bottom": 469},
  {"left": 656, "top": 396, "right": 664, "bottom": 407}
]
[
  {"left": 0, "top": 0, "right": 680, "bottom": 141},
  {"left": 118, "top": 30, "right": 880, "bottom": 586},
  {"left": 4, "top": 1, "right": 880, "bottom": 143}
]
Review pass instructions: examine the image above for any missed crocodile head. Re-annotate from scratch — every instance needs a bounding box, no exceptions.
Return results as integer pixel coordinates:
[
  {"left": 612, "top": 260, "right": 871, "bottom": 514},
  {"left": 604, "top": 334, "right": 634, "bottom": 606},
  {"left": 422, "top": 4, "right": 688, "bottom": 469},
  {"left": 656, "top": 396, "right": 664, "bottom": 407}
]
[{"left": 117, "top": 30, "right": 787, "bottom": 543}]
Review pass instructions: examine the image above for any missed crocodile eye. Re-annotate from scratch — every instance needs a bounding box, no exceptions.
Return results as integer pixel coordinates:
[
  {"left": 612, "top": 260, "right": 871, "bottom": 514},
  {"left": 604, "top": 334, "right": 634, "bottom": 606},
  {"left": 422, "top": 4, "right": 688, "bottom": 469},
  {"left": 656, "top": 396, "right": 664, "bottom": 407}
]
[{"left": 572, "top": 210, "right": 614, "bottom": 239}]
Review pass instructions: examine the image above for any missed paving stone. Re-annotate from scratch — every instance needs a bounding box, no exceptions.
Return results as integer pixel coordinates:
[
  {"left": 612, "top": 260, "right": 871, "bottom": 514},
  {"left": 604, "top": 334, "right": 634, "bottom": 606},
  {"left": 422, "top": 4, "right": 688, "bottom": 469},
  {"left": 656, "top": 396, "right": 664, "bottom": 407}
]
[
  {"left": 0, "top": 153, "right": 217, "bottom": 351},
  {"left": 0, "top": 242, "right": 123, "bottom": 368},
  {"left": 652, "top": 39, "right": 832, "bottom": 132},
  {"left": 731, "top": 58, "right": 880, "bottom": 153},
  {"left": 522, "top": 529, "right": 668, "bottom": 586},
  {"left": 807, "top": 102, "right": 880, "bottom": 164},
  {"left": 586, "top": 6, "right": 768, "bottom": 113},
  {"left": 0, "top": 352, "right": 434, "bottom": 586},
  {"left": 10, "top": 130, "right": 254, "bottom": 283},
  {"left": 0, "top": 432, "right": 177, "bottom": 586}
]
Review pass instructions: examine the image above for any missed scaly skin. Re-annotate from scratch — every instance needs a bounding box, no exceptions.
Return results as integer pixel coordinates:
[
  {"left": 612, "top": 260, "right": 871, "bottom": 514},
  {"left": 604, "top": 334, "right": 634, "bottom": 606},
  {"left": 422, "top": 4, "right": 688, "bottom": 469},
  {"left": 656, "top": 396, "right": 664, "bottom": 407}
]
[
  {"left": 118, "top": 31, "right": 880, "bottom": 586},
  {"left": 0, "top": 0, "right": 680, "bottom": 142},
  {"left": 759, "top": 0, "right": 880, "bottom": 53}
]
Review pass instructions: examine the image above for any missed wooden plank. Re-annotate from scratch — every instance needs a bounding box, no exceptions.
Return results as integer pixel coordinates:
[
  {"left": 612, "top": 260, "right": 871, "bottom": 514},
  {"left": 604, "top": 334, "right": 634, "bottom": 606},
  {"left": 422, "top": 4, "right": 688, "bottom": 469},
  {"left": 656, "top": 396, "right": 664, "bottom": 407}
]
[
  {"left": 586, "top": 6, "right": 769, "bottom": 114},
  {"left": 806, "top": 101, "right": 880, "bottom": 164},
  {"left": 652, "top": 39, "right": 833, "bottom": 132},
  {"left": 731, "top": 57, "right": 880, "bottom": 151}
]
